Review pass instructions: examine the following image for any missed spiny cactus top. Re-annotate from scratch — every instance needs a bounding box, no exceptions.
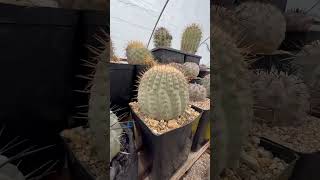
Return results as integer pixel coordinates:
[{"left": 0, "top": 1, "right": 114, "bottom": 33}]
[
  {"left": 212, "top": 26, "right": 253, "bottom": 178},
  {"left": 110, "top": 111, "right": 122, "bottom": 161},
  {"left": 188, "top": 83, "right": 207, "bottom": 102},
  {"left": 180, "top": 23, "right": 202, "bottom": 54},
  {"left": 153, "top": 27, "right": 172, "bottom": 48},
  {"left": 137, "top": 65, "right": 189, "bottom": 121},
  {"left": 183, "top": 62, "right": 200, "bottom": 80},
  {"left": 125, "top": 40, "right": 156, "bottom": 66},
  {"left": 235, "top": 2, "right": 286, "bottom": 54},
  {"left": 252, "top": 69, "right": 310, "bottom": 126}
]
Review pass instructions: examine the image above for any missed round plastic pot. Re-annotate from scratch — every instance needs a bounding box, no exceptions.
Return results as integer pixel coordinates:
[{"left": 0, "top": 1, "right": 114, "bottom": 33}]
[
  {"left": 110, "top": 63, "right": 136, "bottom": 112},
  {"left": 0, "top": 3, "right": 78, "bottom": 133},
  {"left": 151, "top": 47, "right": 185, "bottom": 64},
  {"left": 191, "top": 106, "right": 210, "bottom": 152},
  {"left": 130, "top": 106, "right": 203, "bottom": 180},
  {"left": 259, "top": 137, "right": 299, "bottom": 180}
]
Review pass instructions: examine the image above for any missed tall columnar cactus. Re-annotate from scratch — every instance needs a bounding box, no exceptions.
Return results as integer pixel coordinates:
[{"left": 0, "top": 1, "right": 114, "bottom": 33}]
[
  {"left": 201, "top": 74, "right": 210, "bottom": 97},
  {"left": 212, "top": 26, "right": 253, "bottom": 178},
  {"left": 183, "top": 62, "right": 200, "bottom": 80},
  {"left": 234, "top": 2, "right": 286, "bottom": 54},
  {"left": 137, "top": 65, "right": 189, "bottom": 120},
  {"left": 180, "top": 23, "right": 202, "bottom": 54},
  {"left": 153, "top": 27, "right": 172, "bottom": 48},
  {"left": 252, "top": 69, "right": 310, "bottom": 126},
  {"left": 88, "top": 41, "right": 108, "bottom": 162},
  {"left": 110, "top": 111, "right": 122, "bottom": 161},
  {"left": 188, "top": 83, "right": 207, "bottom": 102},
  {"left": 126, "top": 41, "right": 156, "bottom": 66},
  {"left": 285, "top": 8, "right": 314, "bottom": 32}
]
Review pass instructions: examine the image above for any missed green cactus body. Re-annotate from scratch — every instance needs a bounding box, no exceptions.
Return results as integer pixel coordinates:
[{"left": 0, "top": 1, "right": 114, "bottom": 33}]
[
  {"left": 153, "top": 27, "right": 172, "bottom": 48},
  {"left": 137, "top": 65, "right": 189, "bottom": 120},
  {"left": 180, "top": 23, "right": 202, "bottom": 54},
  {"left": 212, "top": 26, "right": 253, "bottom": 178},
  {"left": 126, "top": 42, "right": 155, "bottom": 65},
  {"left": 110, "top": 111, "right": 122, "bottom": 161},
  {"left": 88, "top": 53, "right": 108, "bottom": 162},
  {"left": 234, "top": 2, "right": 286, "bottom": 54},
  {"left": 252, "top": 69, "right": 310, "bottom": 126},
  {"left": 188, "top": 83, "right": 207, "bottom": 102},
  {"left": 201, "top": 74, "right": 210, "bottom": 97},
  {"left": 183, "top": 62, "right": 200, "bottom": 80}
]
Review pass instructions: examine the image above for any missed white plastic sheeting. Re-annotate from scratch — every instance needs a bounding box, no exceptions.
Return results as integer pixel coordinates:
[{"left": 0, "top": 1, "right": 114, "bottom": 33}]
[
  {"left": 110, "top": 0, "right": 210, "bottom": 66},
  {"left": 287, "top": 0, "right": 320, "bottom": 16}
]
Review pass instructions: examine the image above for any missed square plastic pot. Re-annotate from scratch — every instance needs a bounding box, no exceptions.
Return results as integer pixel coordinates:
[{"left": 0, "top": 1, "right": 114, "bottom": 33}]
[
  {"left": 151, "top": 47, "right": 201, "bottom": 65},
  {"left": 130, "top": 105, "right": 203, "bottom": 180},
  {"left": 191, "top": 106, "right": 210, "bottom": 152},
  {"left": 259, "top": 137, "right": 299, "bottom": 180},
  {"left": 0, "top": 3, "right": 79, "bottom": 133}
]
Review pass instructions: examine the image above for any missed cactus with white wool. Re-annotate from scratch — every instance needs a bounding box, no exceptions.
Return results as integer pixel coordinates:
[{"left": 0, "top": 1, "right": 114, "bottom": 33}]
[{"left": 137, "top": 65, "right": 189, "bottom": 121}]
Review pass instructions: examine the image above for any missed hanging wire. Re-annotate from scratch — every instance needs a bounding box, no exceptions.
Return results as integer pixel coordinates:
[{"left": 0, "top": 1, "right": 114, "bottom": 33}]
[{"left": 147, "top": 0, "right": 171, "bottom": 48}]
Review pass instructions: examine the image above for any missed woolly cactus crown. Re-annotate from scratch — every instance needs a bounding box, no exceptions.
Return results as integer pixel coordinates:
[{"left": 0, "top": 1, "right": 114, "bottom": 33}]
[{"left": 137, "top": 65, "right": 189, "bottom": 120}]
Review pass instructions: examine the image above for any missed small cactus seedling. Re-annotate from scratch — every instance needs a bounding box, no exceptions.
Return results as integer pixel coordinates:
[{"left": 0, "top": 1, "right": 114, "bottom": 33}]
[
  {"left": 285, "top": 8, "right": 314, "bottom": 32},
  {"left": 180, "top": 23, "right": 202, "bottom": 54},
  {"left": 153, "top": 27, "right": 172, "bottom": 48},
  {"left": 234, "top": 2, "right": 286, "bottom": 54},
  {"left": 183, "top": 62, "right": 200, "bottom": 80},
  {"left": 110, "top": 111, "right": 122, "bottom": 161},
  {"left": 137, "top": 65, "right": 189, "bottom": 121},
  {"left": 252, "top": 69, "right": 310, "bottom": 126},
  {"left": 212, "top": 25, "right": 253, "bottom": 178},
  {"left": 188, "top": 83, "right": 207, "bottom": 102},
  {"left": 201, "top": 74, "right": 210, "bottom": 97},
  {"left": 125, "top": 41, "right": 156, "bottom": 66}
]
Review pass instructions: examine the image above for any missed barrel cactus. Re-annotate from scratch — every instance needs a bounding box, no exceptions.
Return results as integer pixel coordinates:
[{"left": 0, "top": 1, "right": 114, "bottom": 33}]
[
  {"left": 201, "top": 74, "right": 210, "bottom": 97},
  {"left": 110, "top": 111, "right": 122, "bottom": 161},
  {"left": 188, "top": 83, "right": 207, "bottom": 102},
  {"left": 212, "top": 26, "right": 253, "bottom": 178},
  {"left": 168, "top": 62, "right": 187, "bottom": 78},
  {"left": 252, "top": 69, "right": 310, "bottom": 126},
  {"left": 153, "top": 27, "right": 172, "bottom": 48},
  {"left": 234, "top": 2, "right": 286, "bottom": 54},
  {"left": 183, "top": 62, "right": 200, "bottom": 80},
  {"left": 137, "top": 65, "right": 189, "bottom": 120},
  {"left": 180, "top": 23, "right": 202, "bottom": 54},
  {"left": 126, "top": 41, "right": 156, "bottom": 66},
  {"left": 285, "top": 8, "right": 314, "bottom": 32}
]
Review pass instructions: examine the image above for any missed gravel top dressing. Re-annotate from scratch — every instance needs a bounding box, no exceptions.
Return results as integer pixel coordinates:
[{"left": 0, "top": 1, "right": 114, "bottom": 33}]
[{"left": 190, "top": 98, "right": 210, "bottom": 110}]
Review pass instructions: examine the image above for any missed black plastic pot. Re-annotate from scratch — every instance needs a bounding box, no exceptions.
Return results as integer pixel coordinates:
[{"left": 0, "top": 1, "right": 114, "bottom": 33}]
[
  {"left": 110, "top": 63, "right": 136, "bottom": 113},
  {"left": 131, "top": 106, "right": 202, "bottom": 180},
  {"left": 191, "top": 106, "right": 210, "bottom": 152},
  {"left": 259, "top": 137, "right": 299, "bottom": 180},
  {"left": 0, "top": 3, "right": 79, "bottom": 133},
  {"left": 290, "top": 151, "right": 320, "bottom": 180},
  {"left": 190, "top": 78, "right": 202, "bottom": 84},
  {"left": 151, "top": 47, "right": 201, "bottom": 65}
]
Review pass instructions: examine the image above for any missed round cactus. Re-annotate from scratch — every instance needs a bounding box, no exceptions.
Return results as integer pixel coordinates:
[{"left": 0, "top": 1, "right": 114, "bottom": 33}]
[
  {"left": 201, "top": 74, "right": 210, "bottom": 97},
  {"left": 188, "top": 83, "right": 207, "bottom": 102},
  {"left": 153, "top": 27, "right": 172, "bottom": 48},
  {"left": 212, "top": 26, "right": 253, "bottom": 178},
  {"left": 168, "top": 62, "right": 187, "bottom": 77},
  {"left": 285, "top": 8, "right": 314, "bottom": 32},
  {"left": 180, "top": 23, "right": 202, "bottom": 54},
  {"left": 234, "top": 2, "right": 286, "bottom": 54},
  {"left": 252, "top": 69, "right": 310, "bottom": 126},
  {"left": 126, "top": 41, "right": 156, "bottom": 66},
  {"left": 137, "top": 65, "right": 189, "bottom": 120},
  {"left": 183, "top": 62, "right": 200, "bottom": 80},
  {"left": 110, "top": 111, "right": 122, "bottom": 161}
]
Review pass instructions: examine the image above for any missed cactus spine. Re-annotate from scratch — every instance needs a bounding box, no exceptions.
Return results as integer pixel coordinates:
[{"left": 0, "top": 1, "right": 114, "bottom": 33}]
[
  {"left": 180, "top": 23, "right": 202, "bottom": 54},
  {"left": 212, "top": 26, "right": 253, "bottom": 178},
  {"left": 183, "top": 62, "right": 200, "bottom": 80},
  {"left": 188, "top": 83, "right": 207, "bottom": 102},
  {"left": 126, "top": 41, "right": 156, "bottom": 66},
  {"left": 137, "top": 65, "right": 189, "bottom": 120},
  {"left": 153, "top": 27, "right": 172, "bottom": 48}
]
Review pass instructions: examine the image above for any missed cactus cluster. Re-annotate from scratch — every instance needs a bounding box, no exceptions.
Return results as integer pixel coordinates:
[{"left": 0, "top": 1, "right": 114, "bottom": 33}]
[
  {"left": 153, "top": 27, "right": 172, "bottom": 48},
  {"left": 183, "top": 62, "right": 200, "bottom": 80},
  {"left": 180, "top": 23, "right": 202, "bottom": 54},
  {"left": 201, "top": 74, "right": 210, "bottom": 97},
  {"left": 188, "top": 83, "right": 207, "bottom": 102},
  {"left": 252, "top": 69, "right": 310, "bottom": 126},
  {"left": 137, "top": 65, "right": 189, "bottom": 121},
  {"left": 212, "top": 26, "right": 253, "bottom": 178},
  {"left": 125, "top": 41, "right": 156, "bottom": 66},
  {"left": 110, "top": 111, "right": 122, "bottom": 161}
]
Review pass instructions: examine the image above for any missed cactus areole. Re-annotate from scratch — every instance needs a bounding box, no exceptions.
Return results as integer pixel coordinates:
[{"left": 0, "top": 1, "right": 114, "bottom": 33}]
[{"left": 137, "top": 65, "right": 189, "bottom": 121}]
